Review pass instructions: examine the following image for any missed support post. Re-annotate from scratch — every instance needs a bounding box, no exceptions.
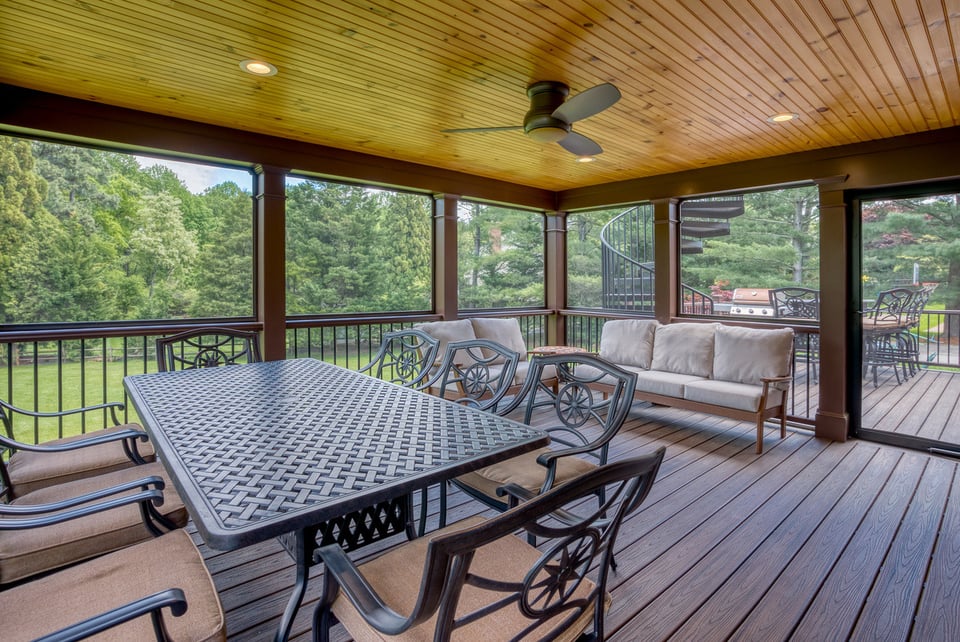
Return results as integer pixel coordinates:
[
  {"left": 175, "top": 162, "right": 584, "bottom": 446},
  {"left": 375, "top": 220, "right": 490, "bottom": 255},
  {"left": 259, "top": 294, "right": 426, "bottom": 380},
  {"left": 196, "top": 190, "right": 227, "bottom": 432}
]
[{"left": 256, "top": 165, "right": 288, "bottom": 361}]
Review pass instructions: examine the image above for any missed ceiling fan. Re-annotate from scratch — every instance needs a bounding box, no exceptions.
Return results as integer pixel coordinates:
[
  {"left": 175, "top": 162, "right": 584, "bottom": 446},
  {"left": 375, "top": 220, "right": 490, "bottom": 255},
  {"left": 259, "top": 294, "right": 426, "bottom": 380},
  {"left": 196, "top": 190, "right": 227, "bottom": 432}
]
[{"left": 443, "top": 81, "right": 621, "bottom": 156}]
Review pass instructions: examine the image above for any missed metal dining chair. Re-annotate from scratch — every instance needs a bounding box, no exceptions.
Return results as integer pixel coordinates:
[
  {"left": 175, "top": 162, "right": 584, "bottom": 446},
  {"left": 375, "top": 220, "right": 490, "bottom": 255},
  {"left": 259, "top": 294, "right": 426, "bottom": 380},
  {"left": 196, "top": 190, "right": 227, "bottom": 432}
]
[
  {"left": 1, "top": 397, "right": 153, "bottom": 500},
  {"left": 358, "top": 328, "right": 439, "bottom": 388},
  {"left": 315, "top": 448, "right": 665, "bottom": 642},
  {"left": 433, "top": 352, "right": 637, "bottom": 534},
  {"left": 156, "top": 327, "right": 262, "bottom": 372},
  {"left": 423, "top": 338, "right": 521, "bottom": 412}
]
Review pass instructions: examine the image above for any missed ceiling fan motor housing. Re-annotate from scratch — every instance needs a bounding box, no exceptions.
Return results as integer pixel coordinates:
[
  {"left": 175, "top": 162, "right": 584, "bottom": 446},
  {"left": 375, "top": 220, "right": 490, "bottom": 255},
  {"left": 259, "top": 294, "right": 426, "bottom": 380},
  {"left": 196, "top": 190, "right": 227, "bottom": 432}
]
[{"left": 523, "top": 81, "right": 571, "bottom": 142}]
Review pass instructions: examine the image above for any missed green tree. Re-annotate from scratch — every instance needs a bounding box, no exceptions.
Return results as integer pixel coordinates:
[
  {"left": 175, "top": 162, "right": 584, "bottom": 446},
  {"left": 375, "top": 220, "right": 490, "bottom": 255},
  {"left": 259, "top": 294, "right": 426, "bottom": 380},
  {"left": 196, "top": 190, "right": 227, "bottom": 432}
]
[
  {"left": 285, "top": 181, "right": 383, "bottom": 314},
  {"left": 458, "top": 203, "right": 544, "bottom": 309},
  {"left": 190, "top": 182, "right": 254, "bottom": 317},
  {"left": 126, "top": 193, "right": 197, "bottom": 318},
  {"left": 862, "top": 194, "right": 960, "bottom": 310},
  {"left": 0, "top": 136, "right": 47, "bottom": 323}
]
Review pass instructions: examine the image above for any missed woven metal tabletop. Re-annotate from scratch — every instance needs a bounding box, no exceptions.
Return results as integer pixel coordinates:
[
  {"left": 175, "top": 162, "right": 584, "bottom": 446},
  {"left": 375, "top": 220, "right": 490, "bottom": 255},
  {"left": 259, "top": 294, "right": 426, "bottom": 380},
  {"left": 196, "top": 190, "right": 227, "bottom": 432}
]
[{"left": 124, "top": 358, "right": 546, "bottom": 549}]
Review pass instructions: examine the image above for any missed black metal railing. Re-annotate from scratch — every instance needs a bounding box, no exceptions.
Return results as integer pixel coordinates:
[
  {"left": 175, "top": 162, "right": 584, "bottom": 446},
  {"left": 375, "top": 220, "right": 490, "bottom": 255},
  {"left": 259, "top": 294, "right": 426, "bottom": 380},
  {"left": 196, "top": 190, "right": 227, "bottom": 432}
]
[{"left": 0, "top": 313, "right": 551, "bottom": 445}]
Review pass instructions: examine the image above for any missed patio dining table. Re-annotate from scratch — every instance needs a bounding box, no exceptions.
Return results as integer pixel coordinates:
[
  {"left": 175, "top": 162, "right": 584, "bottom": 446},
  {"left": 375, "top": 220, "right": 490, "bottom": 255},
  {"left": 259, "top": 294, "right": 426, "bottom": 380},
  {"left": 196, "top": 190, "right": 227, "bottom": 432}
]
[{"left": 123, "top": 357, "right": 548, "bottom": 641}]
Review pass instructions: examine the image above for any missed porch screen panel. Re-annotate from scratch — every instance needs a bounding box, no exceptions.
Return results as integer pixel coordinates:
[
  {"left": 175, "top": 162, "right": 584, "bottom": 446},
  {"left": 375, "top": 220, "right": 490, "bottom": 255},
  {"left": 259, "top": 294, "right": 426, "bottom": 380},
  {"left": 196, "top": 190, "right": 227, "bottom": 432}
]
[
  {"left": 457, "top": 201, "right": 544, "bottom": 310},
  {"left": 284, "top": 178, "right": 432, "bottom": 314}
]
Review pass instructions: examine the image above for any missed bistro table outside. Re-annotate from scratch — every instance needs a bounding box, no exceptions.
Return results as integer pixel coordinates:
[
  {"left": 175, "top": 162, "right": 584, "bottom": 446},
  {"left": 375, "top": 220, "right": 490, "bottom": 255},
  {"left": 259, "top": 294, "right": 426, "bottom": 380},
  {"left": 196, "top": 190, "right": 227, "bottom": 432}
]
[{"left": 123, "top": 357, "right": 548, "bottom": 641}]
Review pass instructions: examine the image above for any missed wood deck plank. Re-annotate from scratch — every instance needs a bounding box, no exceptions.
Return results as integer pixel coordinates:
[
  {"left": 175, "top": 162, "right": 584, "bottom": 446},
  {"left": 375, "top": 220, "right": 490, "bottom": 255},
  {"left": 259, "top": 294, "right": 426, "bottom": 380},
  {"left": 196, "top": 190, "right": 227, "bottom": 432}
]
[
  {"left": 607, "top": 436, "right": 837, "bottom": 640},
  {"left": 728, "top": 446, "right": 902, "bottom": 640},
  {"left": 847, "top": 454, "right": 954, "bottom": 641},
  {"left": 791, "top": 450, "right": 929, "bottom": 640},
  {"left": 902, "top": 459, "right": 960, "bottom": 641}
]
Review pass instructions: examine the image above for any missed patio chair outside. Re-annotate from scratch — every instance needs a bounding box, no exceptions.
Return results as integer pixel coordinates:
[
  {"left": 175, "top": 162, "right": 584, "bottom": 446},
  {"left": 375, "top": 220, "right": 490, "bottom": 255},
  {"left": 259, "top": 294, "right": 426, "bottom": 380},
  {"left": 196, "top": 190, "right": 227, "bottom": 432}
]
[
  {"left": 156, "top": 327, "right": 262, "bottom": 372},
  {"left": 358, "top": 328, "right": 439, "bottom": 388},
  {"left": 769, "top": 286, "right": 820, "bottom": 382},
  {"left": 315, "top": 449, "right": 665, "bottom": 642},
  {"left": 0, "top": 398, "right": 154, "bottom": 500}
]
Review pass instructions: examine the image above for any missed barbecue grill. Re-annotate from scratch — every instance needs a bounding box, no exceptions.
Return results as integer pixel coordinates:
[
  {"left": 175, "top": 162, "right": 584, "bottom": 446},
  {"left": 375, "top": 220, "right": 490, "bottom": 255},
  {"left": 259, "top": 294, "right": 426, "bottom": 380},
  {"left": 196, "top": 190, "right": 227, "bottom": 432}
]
[{"left": 729, "top": 288, "right": 774, "bottom": 316}]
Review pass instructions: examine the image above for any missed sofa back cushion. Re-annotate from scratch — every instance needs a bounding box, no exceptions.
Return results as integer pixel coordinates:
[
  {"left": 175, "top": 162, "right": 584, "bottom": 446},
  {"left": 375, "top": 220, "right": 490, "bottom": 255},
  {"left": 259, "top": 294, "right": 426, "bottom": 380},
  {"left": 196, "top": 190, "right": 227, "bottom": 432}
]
[
  {"left": 470, "top": 318, "right": 528, "bottom": 362},
  {"left": 414, "top": 320, "right": 477, "bottom": 364},
  {"left": 649, "top": 323, "right": 717, "bottom": 378},
  {"left": 599, "top": 319, "right": 659, "bottom": 369},
  {"left": 712, "top": 325, "right": 795, "bottom": 384}
]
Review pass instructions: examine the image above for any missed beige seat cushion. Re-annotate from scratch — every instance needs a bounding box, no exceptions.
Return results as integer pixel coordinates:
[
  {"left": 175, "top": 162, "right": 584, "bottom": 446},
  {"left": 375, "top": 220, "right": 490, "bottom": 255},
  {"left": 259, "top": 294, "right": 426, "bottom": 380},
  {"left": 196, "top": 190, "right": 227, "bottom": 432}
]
[
  {"left": 470, "top": 318, "right": 528, "bottom": 362},
  {"left": 599, "top": 318, "right": 659, "bottom": 369},
  {"left": 683, "top": 379, "right": 784, "bottom": 412},
  {"left": 0, "top": 462, "right": 188, "bottom": 585},
  {"left": 455, "top": 447, "right": 596, "bottom": 502},
  {"left": 649, "top": 323, "right": 718, "bottom": 378},
  {"left": 414, "top": 320, "right": 477, "bottom": 357},
  {"left": 332, "top": 516, "right": 605, "bottom": 641},
  {"left": 0, "top": 529, "right": 225, "bottom": 642},
  {"left": 711, "top": 325, "right": 794, "bottom": 385},
  {"left": 7, "top": 424, "right": 155, "bottom": 497}
]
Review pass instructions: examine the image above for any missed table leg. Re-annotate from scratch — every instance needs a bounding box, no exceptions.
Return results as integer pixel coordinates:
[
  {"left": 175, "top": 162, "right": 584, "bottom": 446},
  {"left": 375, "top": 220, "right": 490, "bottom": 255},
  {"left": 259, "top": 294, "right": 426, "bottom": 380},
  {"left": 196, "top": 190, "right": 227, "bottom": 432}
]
[{"left": 276, "top": 529, "right": 310, "bottom": 642}]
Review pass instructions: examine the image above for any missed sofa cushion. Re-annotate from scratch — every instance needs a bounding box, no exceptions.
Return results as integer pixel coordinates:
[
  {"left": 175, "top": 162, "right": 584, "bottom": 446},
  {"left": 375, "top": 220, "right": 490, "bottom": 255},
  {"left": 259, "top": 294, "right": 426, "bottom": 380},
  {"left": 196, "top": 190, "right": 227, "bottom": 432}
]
[
  {"left": 471, "top": 318, "right": 528, "bottom": 362},
  {"left": 415, "top": 319, "right": 478, "bottom": 363},
  {"left": 683, "top": 379, "right": 784, "bottom": 412},
  {"left": 599, "top": 319, "right": 658, "bottom": 369},
  {"left": 712, "top": 325, "right": 794, "bottom": 385},
  {"left": 649, "top": 323, "right": 717, "bottom": 378},
  {"left": 635, "top": 370, "right": 704, "bottom": 398}
]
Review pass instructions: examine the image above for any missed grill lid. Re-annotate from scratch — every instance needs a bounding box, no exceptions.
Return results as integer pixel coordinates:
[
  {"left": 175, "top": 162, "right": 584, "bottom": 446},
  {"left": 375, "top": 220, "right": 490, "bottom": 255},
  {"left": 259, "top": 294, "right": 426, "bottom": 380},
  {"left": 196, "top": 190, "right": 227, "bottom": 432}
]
[{"left": 731, "top": 288, "right": 772, "bottom": 304}]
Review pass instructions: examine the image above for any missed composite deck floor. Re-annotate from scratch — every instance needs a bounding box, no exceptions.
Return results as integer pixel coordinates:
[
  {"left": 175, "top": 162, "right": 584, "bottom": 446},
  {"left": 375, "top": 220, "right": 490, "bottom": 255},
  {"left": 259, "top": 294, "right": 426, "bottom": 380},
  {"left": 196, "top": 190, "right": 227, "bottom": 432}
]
[{"left": 200, "top": 399, "right": 960, "bottom": 641}]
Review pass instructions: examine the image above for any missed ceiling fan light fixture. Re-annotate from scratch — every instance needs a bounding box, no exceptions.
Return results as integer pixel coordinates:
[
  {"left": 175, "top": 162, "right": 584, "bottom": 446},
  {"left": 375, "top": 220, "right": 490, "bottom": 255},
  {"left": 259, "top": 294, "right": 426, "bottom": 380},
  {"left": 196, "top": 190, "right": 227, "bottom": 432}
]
[
  {"left": 240, "top": 59, "right": 278, "bottom": 76},
  {"left": 526, "top": 125, "right": 569, "bottom": 143}
]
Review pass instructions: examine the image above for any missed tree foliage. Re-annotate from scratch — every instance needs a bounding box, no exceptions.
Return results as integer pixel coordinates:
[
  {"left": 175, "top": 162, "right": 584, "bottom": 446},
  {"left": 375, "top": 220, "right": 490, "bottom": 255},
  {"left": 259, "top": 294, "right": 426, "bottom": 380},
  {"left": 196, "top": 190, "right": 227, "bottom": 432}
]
[{"left": 862, "top": 194, "right": 960, "bottom": 309}]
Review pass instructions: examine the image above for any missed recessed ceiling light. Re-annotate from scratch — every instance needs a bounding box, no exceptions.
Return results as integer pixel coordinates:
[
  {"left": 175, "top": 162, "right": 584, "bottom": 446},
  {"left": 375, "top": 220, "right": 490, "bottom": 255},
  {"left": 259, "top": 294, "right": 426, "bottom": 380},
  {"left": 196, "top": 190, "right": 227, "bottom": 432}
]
[
  {"left": 575, "top": 156, "right": 596, "bottom": 163},
  {"left": 767, "top": 112, "right": 799, "bottom": 123},
  {"left": 240, "top": 59, "right": 278, "bottom": 76}
]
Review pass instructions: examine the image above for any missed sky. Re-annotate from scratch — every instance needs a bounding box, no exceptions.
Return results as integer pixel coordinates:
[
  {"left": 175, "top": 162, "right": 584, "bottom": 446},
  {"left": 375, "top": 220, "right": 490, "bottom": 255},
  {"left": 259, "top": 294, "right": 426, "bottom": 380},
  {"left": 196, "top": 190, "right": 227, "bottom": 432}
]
[{"left": 134, "top": 155, "right": 253, "bottom": 194}]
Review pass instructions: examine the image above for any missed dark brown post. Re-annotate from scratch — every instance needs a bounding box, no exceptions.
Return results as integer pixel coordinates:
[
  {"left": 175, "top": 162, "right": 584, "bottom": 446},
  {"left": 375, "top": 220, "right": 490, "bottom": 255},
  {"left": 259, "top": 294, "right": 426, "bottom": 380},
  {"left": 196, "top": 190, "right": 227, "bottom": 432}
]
[
  {"left": 433, "top": 194, "right": 459, "bottom": 320},
  {"left": 814, "top": 182, "right": 850, "bottom": 442},
  {"left": 256, "top": 165, "right": 288, "bottom": 361},
  {"left": 544, "top": 210, "right": 567, "bottom": 345},
  {"left": 653, "top": 198, "right": 680, "bottom": 324}
]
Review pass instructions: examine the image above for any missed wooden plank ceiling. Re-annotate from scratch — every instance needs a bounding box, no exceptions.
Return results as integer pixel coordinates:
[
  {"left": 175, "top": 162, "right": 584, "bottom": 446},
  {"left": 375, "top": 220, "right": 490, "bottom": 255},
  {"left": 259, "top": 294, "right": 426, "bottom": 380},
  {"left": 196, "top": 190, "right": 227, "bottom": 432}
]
[{"left": 1, "top": 0, "right": 958, "bottom": 191}]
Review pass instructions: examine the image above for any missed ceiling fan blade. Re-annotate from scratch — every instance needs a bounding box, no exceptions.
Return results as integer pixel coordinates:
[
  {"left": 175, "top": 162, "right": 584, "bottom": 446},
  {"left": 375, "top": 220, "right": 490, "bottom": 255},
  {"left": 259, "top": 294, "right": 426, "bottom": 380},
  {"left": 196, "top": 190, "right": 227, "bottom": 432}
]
[
  {"left": 558, "top": 131, "right": 603, "bottom": 156},
  {"left": 441, "top": 126, "right": 523, "bottom": 134},
  {"left": 552, "top": 83, "right": 621, "bottom": 123}
]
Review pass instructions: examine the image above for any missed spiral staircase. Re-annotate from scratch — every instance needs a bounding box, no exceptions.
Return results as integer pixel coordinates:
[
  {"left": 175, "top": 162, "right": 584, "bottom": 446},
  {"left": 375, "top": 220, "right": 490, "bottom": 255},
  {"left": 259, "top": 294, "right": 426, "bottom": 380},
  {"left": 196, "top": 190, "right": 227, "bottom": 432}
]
[{"left": 600, "top": 197, "right": 745, "bottom": 313}]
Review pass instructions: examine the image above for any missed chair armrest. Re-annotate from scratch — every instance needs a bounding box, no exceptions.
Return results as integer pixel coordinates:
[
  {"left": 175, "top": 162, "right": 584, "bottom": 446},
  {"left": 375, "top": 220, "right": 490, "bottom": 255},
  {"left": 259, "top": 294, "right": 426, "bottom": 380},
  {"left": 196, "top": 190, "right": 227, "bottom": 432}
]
[
  {"left": 0, "top": 426, "right": 150, "bottom": 454},
  {"left": 498, "top": 482, "right": 609, "bottom": 529},
  {"left": 34, "top": 588, "right": 187, "bottom": 642},
  {"left": 761, "top": 375, "right": 792, "bottom": 392},
  {"left": 0, "top": 482, "right": 165, "bottom": 529},
  {"left": 0, "top": 398, "right": 127, "bottom": 426},
  {"left": 0, "top": 475, "right": 165, "bottom": 515},
  {"left": 315, "top": 543, "right": 419, "bottom": 635}
]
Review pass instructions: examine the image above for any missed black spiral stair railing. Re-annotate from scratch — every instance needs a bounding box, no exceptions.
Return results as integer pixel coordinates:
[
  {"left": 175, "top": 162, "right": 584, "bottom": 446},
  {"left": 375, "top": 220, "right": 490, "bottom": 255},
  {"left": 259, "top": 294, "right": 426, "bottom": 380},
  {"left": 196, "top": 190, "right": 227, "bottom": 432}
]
[{"left": 600, "top": 197, "right": 745, "bottom": 314}]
